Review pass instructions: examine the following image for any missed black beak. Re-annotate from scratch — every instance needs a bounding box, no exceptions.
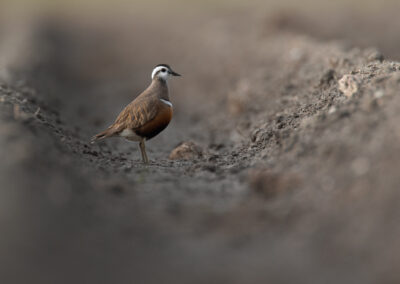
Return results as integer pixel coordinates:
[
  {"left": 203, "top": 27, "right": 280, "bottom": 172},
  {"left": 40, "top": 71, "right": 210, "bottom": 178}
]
[{"left": 169, "top": 70, "right": 181, "bottom": 76}]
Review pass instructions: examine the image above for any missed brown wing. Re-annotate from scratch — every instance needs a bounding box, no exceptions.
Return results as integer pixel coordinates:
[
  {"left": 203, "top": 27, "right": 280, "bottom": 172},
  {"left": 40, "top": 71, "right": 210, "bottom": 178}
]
[
  {"left": 92, "top": 94, "right": 160, "bottom": 142},
  {"left": 117, "top": 96, "right": 160, "bottom": 129}
]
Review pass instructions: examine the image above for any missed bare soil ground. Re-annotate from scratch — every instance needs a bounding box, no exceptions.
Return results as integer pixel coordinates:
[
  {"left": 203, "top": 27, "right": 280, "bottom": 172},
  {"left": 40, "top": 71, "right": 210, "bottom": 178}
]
[{"left": 2, "top": 3, "right": 400, "bottom": 283}]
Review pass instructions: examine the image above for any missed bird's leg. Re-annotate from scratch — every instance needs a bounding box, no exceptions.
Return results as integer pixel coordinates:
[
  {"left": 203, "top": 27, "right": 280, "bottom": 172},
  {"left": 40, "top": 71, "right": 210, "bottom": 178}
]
[{"left": 139, "top": 139, "right": 149, "bottom": 164}]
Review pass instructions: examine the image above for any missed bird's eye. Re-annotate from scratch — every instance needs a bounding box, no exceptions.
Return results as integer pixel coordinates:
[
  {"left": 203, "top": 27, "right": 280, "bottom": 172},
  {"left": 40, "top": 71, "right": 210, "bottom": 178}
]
[{"left": 162, "top": 68, "right": 167, "bottom": 72}]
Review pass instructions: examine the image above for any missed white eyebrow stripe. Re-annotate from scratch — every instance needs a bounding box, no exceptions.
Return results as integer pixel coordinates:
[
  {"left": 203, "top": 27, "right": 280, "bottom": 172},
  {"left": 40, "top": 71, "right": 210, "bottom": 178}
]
[
  {"left": 152, "top": 66, "right": 166, "bottom": 79},
  {"left": 160, "top": 98, "right": 173, "bottom": 107}
]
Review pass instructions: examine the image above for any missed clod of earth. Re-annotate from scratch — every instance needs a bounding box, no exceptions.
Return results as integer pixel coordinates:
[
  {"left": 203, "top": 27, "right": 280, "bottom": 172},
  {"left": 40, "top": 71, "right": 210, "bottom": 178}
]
[
  {"left": 338, "top": 74, "right": 362, "bottom": 98},
  {"left": 169, "top": 141, "right": 203, "bottom": 160}
]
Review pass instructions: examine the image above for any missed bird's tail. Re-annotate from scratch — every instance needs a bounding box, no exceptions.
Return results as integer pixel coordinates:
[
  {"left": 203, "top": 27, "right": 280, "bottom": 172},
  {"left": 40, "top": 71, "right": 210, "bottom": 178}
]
[{"left": 91, "top": 126, "right": 117, "bottom": 143}]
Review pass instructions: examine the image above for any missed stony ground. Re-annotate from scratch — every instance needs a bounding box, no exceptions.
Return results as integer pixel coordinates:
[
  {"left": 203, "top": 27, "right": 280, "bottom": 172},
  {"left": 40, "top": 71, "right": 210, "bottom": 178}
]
[{"left": 1, "top": 3, "right": 400, "bottom": 283}]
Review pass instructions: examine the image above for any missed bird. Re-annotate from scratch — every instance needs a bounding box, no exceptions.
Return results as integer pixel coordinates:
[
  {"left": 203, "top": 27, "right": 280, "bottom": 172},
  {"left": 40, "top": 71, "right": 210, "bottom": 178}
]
[{"left": 91, "top": 64, "right": 181, "bottom": 163}]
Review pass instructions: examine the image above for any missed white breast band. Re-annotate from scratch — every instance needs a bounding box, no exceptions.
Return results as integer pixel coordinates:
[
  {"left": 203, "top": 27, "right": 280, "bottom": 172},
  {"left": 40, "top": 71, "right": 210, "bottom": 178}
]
[{"left": 160, "top": 98, "right": 173, "bottom": 107}]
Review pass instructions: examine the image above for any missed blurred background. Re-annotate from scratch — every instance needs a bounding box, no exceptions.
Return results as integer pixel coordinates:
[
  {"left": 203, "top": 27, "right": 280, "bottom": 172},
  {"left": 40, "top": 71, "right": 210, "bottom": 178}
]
[{"left": 1, "top": 0, "right": 400, "bottom": 283}]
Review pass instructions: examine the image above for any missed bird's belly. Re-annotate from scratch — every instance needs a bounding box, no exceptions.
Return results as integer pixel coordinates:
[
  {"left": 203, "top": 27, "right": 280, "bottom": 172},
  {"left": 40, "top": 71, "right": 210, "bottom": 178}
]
[
  {"left": 135, "top": 105, "right": 173, "bottom": 140},
  {"left": 119, "top": 128, "right": 142, "bottom": 141}
]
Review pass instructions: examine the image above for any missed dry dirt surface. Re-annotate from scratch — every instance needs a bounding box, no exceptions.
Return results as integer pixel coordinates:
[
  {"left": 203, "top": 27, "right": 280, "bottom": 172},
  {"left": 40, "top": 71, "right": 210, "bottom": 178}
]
[{"left": 2, "top": 4, "right": 400, "bottom": 284}]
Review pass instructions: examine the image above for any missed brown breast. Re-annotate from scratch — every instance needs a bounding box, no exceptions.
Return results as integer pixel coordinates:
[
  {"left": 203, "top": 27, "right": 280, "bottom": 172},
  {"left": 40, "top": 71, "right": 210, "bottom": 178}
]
[{"left": 134, "top": 102, "right": 173, "bottom": 140}]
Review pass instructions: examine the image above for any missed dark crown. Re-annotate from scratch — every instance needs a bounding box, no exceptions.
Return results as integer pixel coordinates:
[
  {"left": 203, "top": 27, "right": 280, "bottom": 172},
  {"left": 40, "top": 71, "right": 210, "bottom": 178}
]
[{"left": 155, "top": 64, "right": 171, "bottom": 69}]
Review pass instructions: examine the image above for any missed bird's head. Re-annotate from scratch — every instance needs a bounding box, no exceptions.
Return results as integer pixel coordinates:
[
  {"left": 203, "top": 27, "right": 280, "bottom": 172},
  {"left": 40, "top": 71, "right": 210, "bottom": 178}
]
[{"left": 151, "top": 64, "right": 181, "bottom": 81}]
